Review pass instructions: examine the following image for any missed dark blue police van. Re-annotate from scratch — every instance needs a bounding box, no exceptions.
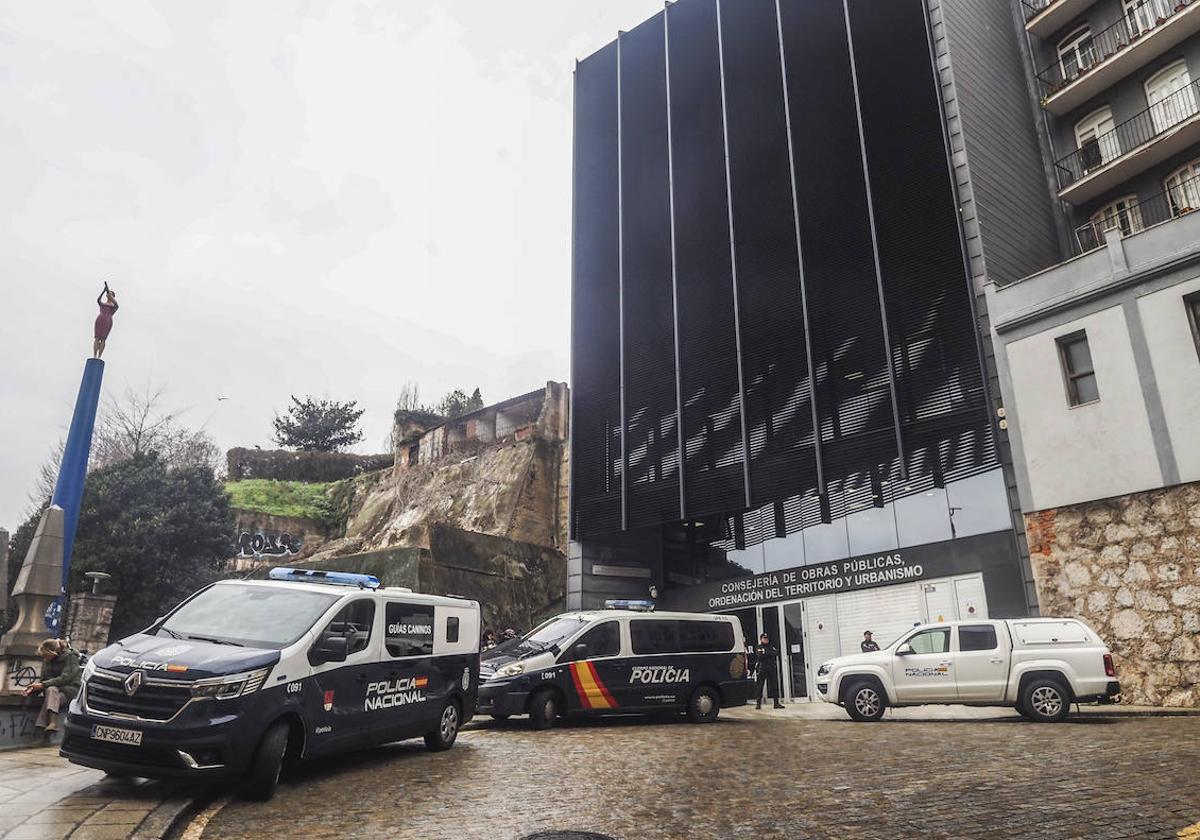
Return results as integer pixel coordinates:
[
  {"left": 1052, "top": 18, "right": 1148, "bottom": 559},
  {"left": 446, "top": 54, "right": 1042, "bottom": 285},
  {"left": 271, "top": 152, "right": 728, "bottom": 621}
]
[
  {"left": 60, "top": 569, "right": 480, "bottom": 800},
  {"left": 479, "top": 605, "right": 753, "bottom": 728}
]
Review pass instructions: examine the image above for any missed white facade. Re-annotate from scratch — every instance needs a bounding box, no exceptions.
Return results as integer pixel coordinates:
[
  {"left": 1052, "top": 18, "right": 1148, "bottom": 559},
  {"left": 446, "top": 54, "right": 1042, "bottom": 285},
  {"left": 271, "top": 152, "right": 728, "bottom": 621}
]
[{"left": 987, "top": 216, "right": 1200, "bottom": 514}]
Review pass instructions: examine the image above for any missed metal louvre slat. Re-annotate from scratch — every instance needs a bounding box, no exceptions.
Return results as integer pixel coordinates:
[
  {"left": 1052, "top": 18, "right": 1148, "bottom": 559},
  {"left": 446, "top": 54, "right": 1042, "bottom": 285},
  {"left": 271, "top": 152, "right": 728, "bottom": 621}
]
[
  {"left": 621, "top": 13, "right": 682, "bottom": 529},
  {"left": 667, "top": 0, "right": 749, "bottom": 520},
  {"left": 571, "top": 42, "right": 623, "bottom": 538},
  {"left": 719, "top": 0, "right": 818, "bottom": 511}
]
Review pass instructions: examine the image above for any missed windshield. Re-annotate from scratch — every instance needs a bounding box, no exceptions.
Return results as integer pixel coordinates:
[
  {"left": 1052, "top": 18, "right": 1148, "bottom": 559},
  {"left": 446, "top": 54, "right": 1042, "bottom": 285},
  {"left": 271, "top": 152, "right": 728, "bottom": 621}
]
[
  {"left": 158, "top": 584, "right": 340, "bottom": 649},
  {"left": 513, "top": 616, "right": 589, "bottom": 656}
]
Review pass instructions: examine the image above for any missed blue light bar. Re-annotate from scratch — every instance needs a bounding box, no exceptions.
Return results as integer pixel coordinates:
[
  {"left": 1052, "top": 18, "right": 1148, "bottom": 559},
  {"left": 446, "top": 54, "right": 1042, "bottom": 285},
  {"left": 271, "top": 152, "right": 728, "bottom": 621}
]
[
  {"left": 268, "top": 567, "right": 380, "bottom": 589},
  {"left": 603, "top": 599, "right": 655, "bottom": 612}
]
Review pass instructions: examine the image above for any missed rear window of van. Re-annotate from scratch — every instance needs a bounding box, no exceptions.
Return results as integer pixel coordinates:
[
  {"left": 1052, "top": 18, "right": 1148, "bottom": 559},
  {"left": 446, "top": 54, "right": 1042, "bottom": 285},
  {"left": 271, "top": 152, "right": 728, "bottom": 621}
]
[
  {"left": 1012, "top": 620, "right": 1091, "bottom": 645},
  {"left": 631, "top": 619, "right": 734, "bottom": 654}
]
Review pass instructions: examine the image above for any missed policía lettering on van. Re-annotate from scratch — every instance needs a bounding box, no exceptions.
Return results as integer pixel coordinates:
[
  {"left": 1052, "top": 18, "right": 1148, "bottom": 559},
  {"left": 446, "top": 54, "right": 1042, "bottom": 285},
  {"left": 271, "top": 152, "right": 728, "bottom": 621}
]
[
  {"left": 630, "top": 666, "right": 690, "bottom": 685},
  {"left": 364, "top": 676, "right": 429, "bottom": 710}
]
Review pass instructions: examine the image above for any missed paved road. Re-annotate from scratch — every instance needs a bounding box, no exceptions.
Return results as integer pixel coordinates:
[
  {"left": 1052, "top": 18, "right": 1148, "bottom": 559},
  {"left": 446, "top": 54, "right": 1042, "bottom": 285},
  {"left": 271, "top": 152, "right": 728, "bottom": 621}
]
[{"left": 194, "top": 708, "right": 1200, "bottom": 840}]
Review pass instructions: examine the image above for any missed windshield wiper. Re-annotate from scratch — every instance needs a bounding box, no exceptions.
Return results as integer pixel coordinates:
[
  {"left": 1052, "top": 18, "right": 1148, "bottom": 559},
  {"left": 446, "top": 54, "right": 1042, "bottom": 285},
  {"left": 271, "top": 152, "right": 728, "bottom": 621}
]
[
  {"left": 185, "top": 634, "right": 244, "bottom": 647},
  {"left": 159, "top": 627, "right": 185, "bottom": 639}
]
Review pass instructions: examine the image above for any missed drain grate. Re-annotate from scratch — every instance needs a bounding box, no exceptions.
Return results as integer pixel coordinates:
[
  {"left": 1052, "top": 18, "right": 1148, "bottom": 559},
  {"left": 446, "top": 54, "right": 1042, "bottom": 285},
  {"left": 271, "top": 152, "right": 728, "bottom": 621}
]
[{"left": 520, "top": 834, "right": 617, "bottom": 840}]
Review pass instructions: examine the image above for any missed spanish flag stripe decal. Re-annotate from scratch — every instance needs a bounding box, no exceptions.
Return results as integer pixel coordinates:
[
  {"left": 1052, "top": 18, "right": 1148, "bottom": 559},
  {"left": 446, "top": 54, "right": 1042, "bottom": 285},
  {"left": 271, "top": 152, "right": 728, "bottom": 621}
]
[
  {"left": 585, "top": 662, "right": 618, "bottom": 708},
  {"left": 570, "top": 661, "right": 616, "bottom": 710},
  {"left": 569, "top": 662, "right": 593, "bottom": 709}
]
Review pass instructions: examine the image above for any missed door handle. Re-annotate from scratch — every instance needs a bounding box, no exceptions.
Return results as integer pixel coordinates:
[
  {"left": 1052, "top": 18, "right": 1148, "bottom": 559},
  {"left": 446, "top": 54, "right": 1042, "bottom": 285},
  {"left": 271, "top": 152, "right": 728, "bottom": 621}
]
[
  {"left": 989, "top": 658, "right": 1004, "bottom": 664},
  {"left": 355, "top": 673, "right": 371, "bottom": 684}
]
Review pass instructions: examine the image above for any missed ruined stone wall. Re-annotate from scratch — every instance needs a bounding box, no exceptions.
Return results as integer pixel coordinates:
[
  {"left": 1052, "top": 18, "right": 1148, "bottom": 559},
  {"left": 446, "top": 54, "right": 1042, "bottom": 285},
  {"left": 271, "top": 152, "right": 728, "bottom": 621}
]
[{"left": 1026, "top": 480, "right": 1200, "bottom": 706}]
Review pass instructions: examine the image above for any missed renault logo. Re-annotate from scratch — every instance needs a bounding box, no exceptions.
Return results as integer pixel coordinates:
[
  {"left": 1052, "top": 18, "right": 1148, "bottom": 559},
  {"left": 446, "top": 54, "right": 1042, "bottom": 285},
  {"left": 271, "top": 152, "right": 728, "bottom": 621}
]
[{"left": 124, "top": 670, "right": 144, "bottom": 697}]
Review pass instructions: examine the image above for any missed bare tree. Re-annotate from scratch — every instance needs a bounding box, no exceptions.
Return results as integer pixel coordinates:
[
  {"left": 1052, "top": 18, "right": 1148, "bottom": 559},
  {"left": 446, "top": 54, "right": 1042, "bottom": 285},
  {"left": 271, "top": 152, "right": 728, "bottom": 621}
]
[
  {"left": 28, "top": 386, "right": 221, "bottom": 512},
  {"left": 93, "top": 386, "right": 221, "bottom": 472}
]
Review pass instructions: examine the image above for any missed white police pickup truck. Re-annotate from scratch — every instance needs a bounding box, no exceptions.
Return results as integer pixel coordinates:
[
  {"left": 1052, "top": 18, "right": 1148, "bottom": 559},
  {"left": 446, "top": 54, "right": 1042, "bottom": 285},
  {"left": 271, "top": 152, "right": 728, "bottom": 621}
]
[{"left": 816, "top": 618, "right": 1120, "bottom": 723}]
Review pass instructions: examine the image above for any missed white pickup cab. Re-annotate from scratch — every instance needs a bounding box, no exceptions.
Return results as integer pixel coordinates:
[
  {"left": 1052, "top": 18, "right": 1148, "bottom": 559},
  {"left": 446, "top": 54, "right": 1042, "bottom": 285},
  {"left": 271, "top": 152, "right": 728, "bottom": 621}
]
[{"left": 815, "top": 618, "right": 1120, "bottom": 722}]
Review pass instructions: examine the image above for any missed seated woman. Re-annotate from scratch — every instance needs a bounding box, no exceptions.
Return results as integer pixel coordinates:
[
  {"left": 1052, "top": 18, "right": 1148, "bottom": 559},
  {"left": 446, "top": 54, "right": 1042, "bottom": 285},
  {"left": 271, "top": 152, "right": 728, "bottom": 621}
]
[{"left": 22, "top": 639, "right": 82, "bottom": 742}]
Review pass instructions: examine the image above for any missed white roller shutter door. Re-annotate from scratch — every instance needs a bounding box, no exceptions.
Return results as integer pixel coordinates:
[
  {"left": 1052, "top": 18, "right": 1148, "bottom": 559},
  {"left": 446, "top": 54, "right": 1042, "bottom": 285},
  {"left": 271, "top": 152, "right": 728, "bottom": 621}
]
[{"left": 834, "top": 583, "right": 923, "bottom": 653}]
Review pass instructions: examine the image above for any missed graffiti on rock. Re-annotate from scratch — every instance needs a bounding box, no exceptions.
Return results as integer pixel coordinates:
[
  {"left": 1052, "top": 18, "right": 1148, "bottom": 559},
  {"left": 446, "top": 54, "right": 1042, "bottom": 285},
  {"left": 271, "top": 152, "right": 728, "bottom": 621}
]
[{"left": 238, "top": 531, "right": 304, "bottom": 558}]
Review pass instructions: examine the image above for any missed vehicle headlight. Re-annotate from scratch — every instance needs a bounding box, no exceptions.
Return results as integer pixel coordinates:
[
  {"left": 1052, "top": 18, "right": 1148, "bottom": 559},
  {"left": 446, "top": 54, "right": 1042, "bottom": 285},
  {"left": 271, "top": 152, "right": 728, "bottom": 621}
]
[
  {"left": 489, "top": 661, "right": 525, "bottom": 680},
  {"left": 817, "top": 663, "right": 831, "bottom": 677},
  {"left": 190, "top": 667, "right": 271, "bottom": 700}
]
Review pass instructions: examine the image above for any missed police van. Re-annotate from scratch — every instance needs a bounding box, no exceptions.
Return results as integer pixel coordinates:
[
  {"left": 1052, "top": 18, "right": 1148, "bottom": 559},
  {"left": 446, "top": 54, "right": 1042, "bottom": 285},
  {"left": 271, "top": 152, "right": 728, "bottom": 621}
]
[
  {"left": 60, "top": 568, "right": 479, "bottom": 800},
  {"left": 478, "top": 603, "right": 752, "bottom": 728}
]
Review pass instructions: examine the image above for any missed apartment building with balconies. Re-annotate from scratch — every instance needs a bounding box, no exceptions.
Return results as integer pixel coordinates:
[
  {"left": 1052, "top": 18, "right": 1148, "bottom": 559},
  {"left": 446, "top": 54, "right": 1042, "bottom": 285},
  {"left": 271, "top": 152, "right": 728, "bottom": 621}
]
[{"left": 977, "top": 0, "right": 1200, "bottom": 706}]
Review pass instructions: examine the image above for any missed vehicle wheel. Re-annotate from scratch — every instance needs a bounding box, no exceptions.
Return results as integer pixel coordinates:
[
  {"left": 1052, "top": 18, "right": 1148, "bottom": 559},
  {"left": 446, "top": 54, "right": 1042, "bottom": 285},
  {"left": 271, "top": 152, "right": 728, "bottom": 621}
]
[
  {"left": 686, "top": 685, "right": 721, "bottom": 724},
  {"left": 243, "top": 721, "right": 289, "bottom": 802},
  {"left": 424, "top": 700, "right": 461, "bottom": 751},
  {"left": 1022, "top": 678, "right": 1070, "bottom": 723},
  {"left": 1014, "top": 699, "right": 1031, "bottom": 719},
  {"left": 528, "top": 689, "right": 559, "bottom": 730},
  {"left": 844, "top": 680, "right": 886, "bottom": 722},
  {"left": 489, "top": 713, "right": 510, "bottom": 722}
]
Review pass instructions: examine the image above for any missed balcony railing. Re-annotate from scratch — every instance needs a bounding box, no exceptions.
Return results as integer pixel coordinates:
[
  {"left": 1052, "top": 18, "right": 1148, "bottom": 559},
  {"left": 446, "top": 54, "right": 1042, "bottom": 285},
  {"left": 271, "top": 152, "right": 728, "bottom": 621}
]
[
  {"left": 1054, "top": 77, "right": 1200, "bottom": 188},
  {"left": 1021, "top": 0, "right": 1056, "bottom": 20},
  {"left": 1073, "top": 171, "right": 1200, "bottom": 252},
  {"left": 1035, "top": 0, "right": 1187, "bottom": 98}
]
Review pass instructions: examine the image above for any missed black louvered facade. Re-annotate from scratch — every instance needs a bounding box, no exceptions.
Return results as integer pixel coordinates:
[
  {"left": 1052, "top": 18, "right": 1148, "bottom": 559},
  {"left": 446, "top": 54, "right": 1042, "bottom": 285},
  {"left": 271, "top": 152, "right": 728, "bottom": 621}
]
[{"left": 570, "top": 0, "right": 999, "bottom": 550}]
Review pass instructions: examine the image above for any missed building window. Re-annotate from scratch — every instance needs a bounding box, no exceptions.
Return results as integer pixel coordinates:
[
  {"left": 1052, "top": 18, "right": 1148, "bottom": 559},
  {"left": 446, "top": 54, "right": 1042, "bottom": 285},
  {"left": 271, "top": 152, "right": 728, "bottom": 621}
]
[
  {"left": 1057, "top": 331, "right": 1100, "bottom": 406},
  {"left": 1124, "top": 0, "right": 1173, "bottom": 36},
  {"left": 1164, "top": 159, "right": 1200, "bottom": 216},
  {"left": 1057, "top": 27, "right": 1096, "bottom": 83},
  {"left": 1145, "top": 61, "right": 1197, "bottom": 134},
  {"left": 1075, "top": 107, "right": 1118, "bottom": 172},
  {"left": 1186, "top": 292, "right": 1200, "bottom": 361},
  {"left": 1085, "top": 195, "right": 1144, "bottom": 248}
]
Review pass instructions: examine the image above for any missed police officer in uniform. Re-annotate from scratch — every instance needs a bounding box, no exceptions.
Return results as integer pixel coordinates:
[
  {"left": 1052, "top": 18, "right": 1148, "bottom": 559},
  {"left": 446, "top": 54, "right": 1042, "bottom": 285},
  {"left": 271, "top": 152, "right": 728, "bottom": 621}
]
[
  {"left": 861, "top": 630, "right": 880, "bottom": 653},
  {"left": 754, "top": 633, "right": 784, "bottom": 710}
]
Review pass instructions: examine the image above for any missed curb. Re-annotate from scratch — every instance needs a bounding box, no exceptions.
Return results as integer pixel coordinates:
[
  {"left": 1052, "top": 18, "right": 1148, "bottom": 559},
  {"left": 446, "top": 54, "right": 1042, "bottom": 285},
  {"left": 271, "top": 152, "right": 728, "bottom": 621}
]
[{"left": 132, "top": 793, "right": 203, "bottom": 840}]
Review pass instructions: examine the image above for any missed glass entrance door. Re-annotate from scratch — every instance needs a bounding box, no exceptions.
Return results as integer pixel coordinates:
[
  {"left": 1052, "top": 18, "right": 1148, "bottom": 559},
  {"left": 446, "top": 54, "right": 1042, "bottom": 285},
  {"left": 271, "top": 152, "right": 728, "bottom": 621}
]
[
  {"left": 782, "top": 602, "right": 807, "bottom": 699},
  {"left": 759, "top": 605, "right": 784, "bottom": 702}
]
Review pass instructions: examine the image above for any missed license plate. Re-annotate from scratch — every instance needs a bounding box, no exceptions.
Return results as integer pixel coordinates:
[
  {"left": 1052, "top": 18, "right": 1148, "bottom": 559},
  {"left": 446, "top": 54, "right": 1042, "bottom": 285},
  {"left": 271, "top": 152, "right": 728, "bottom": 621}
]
[{"left": 91, "top": 724, "right": 142, "bottom": 746}]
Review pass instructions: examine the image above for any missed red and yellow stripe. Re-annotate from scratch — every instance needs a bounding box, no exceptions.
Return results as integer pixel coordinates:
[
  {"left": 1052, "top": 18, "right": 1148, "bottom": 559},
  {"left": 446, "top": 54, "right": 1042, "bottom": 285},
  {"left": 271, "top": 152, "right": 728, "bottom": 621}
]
[{"left": 569, "top": 661, "right": 617, "bottom": 710}]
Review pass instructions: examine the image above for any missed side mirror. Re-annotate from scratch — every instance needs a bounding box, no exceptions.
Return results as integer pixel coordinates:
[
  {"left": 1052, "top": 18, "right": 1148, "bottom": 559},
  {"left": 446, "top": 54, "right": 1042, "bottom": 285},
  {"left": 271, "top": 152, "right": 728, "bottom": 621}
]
[
  {"left": 896, "top": 643, "right": 914, "bottom": 656},
  {"left": 312, "top": 634, "right": 349, "bottom": 665},
  {"left": 573, "top": 643, "right": 589, "bottom": 661}
]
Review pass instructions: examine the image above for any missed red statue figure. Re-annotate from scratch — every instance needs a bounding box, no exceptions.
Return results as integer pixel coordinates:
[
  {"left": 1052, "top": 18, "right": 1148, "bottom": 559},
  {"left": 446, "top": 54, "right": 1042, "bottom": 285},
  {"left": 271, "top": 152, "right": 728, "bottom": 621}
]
[{"left": 93, "top": 282, "right": 119, "bottom": 359}]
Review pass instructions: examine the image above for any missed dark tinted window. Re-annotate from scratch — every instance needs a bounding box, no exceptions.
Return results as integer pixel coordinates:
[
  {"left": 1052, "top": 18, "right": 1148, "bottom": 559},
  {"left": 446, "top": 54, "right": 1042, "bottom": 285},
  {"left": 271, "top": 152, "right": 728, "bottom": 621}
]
[
  {"left": 631, "top": 620, "right": 680, "bottom": 655},
  {"left": 385, "top": 602, "right": 434, "bottom": 657},
  {"left": 958, "top": 625, "right": 998, "bottom": 652},
  {"left": 908, "top": 629, "right": 950, "bottom": 655},
  {"left": 679, "top": 620, "right": 735, "bottom": 652},
  {"left": 446, "top": 616, "right": 459, "bottom": 644},
  {"left": 326, "top": 600, "right": 375, "bottom": 656},
  {"left": 568, "top": 621, "right": 620, "bottom": 660}
]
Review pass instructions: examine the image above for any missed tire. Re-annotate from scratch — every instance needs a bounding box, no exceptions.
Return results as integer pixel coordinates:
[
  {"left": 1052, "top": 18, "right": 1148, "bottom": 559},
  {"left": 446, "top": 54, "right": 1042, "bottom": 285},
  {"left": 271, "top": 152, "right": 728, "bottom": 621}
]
[
  {"left": 243, "top": 721, "right": 289, "bottom": 802},
  {"left": 424, "top": 700, "right": 461, "bottom": 751},
  {"left": 1014, "top": 699, "right": 1031, "bottom": 719},
  {"left": 1021, "top": 678, "right": 1071, "bottom": 723},
  {"left": 844, "top": 680, "right": 887, "bottom": 722},
  {"left": 528, "top": 688, "right": 559, "bottom": 730},
  {"left": 686, "top": 685, "right": 721, "bottom": 724}
]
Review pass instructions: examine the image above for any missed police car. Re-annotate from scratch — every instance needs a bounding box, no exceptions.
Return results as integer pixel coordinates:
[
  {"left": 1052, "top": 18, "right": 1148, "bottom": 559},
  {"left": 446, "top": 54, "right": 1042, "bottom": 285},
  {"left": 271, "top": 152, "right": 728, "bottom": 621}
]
[
  {"left": 60, "top": 568, "right": 480, "bottom": 800},
  {"left": 478, "top": 602, "right": 752, "bottom": 728}
]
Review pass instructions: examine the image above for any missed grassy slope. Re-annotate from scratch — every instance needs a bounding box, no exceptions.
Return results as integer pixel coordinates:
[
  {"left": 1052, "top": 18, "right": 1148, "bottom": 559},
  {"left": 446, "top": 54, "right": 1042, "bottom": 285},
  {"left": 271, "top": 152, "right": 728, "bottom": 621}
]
[{"left": 224, "top": 479, "right": 333, "bottom": 520}]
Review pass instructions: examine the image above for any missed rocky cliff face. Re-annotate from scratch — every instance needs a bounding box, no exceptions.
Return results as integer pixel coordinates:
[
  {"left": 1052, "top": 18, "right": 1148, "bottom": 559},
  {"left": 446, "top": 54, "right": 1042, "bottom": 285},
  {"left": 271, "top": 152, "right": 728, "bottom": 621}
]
[{"left": 1027, "top": 480, "right": 1200, "bottom": 707}]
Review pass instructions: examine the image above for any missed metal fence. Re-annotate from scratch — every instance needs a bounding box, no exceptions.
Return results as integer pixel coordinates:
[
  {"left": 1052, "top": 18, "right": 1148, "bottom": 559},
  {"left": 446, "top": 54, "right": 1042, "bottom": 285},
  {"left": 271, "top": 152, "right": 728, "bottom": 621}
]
[
  {"left": 1035, "top": 0, "right": 1186, "bottom": 97},
  {"left": 1054, "top": 77, "right": 1200, "bottom": 188},
  {"left": 1073, "top": 171, "right": 1200, "bottom": 252}
]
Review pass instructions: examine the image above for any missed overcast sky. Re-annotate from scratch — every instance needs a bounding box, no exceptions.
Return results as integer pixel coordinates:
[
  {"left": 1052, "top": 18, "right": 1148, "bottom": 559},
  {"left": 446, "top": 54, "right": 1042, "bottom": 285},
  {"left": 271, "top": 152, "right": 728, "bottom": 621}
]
[{"left": 0, "top": 0, "right": 665, "bottom": 532}]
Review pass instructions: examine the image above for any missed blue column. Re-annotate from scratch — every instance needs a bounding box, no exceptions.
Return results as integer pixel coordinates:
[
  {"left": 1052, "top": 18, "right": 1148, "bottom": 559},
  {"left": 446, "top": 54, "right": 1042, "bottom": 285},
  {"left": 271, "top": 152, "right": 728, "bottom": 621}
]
[{"left": 51, "top": 357, "right": 105, "bottom": 591}]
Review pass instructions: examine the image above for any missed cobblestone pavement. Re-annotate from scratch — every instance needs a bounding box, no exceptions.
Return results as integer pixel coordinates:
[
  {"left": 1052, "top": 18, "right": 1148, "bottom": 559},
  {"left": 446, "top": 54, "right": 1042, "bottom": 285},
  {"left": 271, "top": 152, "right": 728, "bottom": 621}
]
[
  {"left": 194, "top": 708, "right": 1200, "bottom": 840},
  {"left": 0, "top": 747, "right": 187, "bottom": 840}
]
